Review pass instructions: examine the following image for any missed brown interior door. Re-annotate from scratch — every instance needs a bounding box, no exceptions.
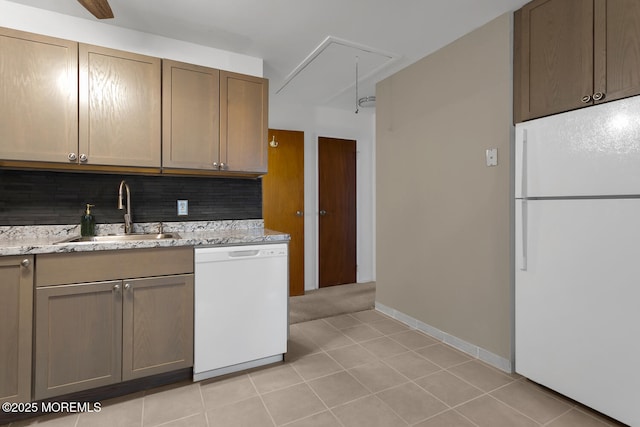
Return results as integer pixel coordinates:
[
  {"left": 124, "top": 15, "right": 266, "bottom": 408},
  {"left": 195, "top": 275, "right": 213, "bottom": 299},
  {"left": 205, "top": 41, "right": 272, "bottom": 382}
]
[
  {"left": 262, "top": 129, "right": 305, "bottom": 296},
  {"left": 318, "top": 137, "right": 356, "bottom": 288}
]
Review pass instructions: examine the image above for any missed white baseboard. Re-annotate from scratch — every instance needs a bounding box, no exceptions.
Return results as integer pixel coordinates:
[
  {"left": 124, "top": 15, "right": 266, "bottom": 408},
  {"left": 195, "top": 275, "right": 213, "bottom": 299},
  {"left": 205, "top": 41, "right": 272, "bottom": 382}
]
[{"left": 375, "top": 302, "right": 512, "bottom": 373}]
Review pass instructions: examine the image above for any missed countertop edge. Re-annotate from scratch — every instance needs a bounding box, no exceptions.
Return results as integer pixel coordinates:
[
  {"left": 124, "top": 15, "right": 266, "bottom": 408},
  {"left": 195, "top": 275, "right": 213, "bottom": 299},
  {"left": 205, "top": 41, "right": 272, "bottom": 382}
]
[{"left": 0, "top": 221, "right": 290, "bottom": 256}]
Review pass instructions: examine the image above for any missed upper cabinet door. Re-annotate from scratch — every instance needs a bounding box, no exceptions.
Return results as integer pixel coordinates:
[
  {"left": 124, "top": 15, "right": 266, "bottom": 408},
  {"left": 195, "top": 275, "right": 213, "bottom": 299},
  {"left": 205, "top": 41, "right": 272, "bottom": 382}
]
[
  {"left": 79, "top": 44, "right": 161, "bottom": 168},
  {"left": 220, "top": 71, "right": 268, "bottom": 173},
  {"left": 0, "top": 28, "right": 78, "bottom": 163},
  {"left": 514, "top": 0, "right": 594, "bottom": 122},
  {"left": 593, "top": 0, "right": 640, "bottom": 104},
  {"left": 162, "top": 60, "right": 220, "bottom": 170}
]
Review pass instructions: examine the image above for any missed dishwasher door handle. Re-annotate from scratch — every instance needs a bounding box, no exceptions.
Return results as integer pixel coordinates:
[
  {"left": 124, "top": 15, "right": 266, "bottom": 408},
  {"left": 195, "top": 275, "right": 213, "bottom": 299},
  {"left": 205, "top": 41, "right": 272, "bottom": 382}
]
[{"left": 228, "top": 250, "right": 260, "bottom": 258}]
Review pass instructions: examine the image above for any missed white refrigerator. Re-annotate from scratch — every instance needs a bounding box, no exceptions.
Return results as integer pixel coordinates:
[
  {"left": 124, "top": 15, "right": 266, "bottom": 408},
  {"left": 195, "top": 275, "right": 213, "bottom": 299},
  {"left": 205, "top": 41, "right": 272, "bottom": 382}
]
[{"left": 515, "top": 95, "right": 640, "bottom": 427}]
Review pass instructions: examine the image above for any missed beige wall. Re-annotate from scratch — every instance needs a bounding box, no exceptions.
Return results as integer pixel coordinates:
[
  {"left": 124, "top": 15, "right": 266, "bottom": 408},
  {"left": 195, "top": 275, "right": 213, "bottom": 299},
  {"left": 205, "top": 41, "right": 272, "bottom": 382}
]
[{"left": 376, "top": 13, "right": 513, "bottom": 361}]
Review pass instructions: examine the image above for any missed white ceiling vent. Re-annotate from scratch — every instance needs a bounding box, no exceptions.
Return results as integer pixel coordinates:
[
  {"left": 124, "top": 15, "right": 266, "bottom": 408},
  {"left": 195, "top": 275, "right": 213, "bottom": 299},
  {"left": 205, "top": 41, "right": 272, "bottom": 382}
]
[{"left": 275, "top": 36, "right": 400, "bottom": 106}]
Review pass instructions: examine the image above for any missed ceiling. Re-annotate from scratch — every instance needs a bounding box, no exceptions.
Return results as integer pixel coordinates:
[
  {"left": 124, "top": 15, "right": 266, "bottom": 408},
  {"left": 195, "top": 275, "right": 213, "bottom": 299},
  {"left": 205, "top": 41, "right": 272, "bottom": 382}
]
[{"left": 6, "top": 0, "right": 529, "bottom": 112}]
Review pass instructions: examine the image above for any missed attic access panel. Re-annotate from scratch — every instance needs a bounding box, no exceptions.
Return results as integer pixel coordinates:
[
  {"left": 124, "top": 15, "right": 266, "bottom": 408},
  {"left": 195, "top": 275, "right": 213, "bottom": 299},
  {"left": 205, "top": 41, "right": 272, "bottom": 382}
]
[{"left": 276, "top": 36, "right": 399, "bottom": 105}]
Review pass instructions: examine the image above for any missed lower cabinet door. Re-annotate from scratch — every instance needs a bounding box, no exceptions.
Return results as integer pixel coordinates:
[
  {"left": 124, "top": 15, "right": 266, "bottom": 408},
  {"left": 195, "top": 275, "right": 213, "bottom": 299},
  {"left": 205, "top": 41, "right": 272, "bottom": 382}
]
[
  {"left": 34, "top": 281, "right": 123, "bottom": 400},
  {"left": 0, "top": 256, "right": 33, "bottom": 404},
  {"left": 122, "top": 274, "right": 194, "bottom": 381}
]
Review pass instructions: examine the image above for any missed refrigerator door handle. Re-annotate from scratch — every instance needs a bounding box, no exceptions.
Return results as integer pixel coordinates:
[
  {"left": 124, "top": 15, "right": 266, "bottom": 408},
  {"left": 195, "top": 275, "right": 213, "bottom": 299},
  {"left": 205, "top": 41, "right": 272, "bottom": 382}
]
[
  {"left": 521, "top": 128, "right": 528, "bottom": 199},
  {"left": 520, "top": 199, "right": 528, "bottom": 271}
]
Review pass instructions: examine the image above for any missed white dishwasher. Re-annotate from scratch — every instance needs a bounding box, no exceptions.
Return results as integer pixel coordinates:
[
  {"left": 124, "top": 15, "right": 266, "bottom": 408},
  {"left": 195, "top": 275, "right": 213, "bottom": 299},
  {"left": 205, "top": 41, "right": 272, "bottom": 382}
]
[{"left": 193, "top": 243, "right": 288, "bottom": 381}]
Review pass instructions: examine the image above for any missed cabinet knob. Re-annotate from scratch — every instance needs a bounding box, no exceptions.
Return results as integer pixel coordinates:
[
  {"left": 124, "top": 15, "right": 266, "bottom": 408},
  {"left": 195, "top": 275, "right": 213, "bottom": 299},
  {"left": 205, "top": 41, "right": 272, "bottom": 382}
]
[
  {"left": 114, "top": 284, "right": 121, "bottom": 292},
  {"left": 20, "top": 258, "right": 30, "bottom": 267},
  {"left": 581, "top": 95, "right": 592, "bottom": 103},
  {"left": 68, "top": 152, "right": 77, "bottom": 162},
  {"left": 213, "top": 162, "right": 219, "bottom": 168},
  {"left": 124, "top": 283, "right": 131, "bottom": 291},
  {"left": 319, "top": 210, "right": 327, "bottom": 216},
  {"left": 79, "top": 153, "right": 88, "bottom": 163},
  {"left": 219, "top": 162, "right": 226, "bottom": 170},
  {"left": 593, "top": 92, "right": 605, "bottom": 101},
  {"left": 296, "top": 210, "right": 304, "bottom": 217}
]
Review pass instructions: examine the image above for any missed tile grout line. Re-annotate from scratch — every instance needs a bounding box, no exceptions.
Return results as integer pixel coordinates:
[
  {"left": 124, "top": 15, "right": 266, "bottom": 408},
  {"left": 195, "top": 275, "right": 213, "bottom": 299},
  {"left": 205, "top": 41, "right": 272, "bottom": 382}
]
[
  {"left": 370, "top": 321, "right": 493, "bottom": 427},
  {"left": 540, "top": 406, "right": 578, "bottom": 427},
  {"left": 246, "top": 371, "right": 279, "bottom": 427},
  {"left": 196, "top": 381, "right": 210, "bottom": 427},
  {"left": 140, "top": 389, "right": 146, "bottom": 427},
  {"left": 318, "top": 329, "right": 415, "bottom": 425},
  {"left": 296, "top": 329, "right": 411, "bottom": 426},
  {"left": 485, "top": 394, "right": 544, "bottom": 426}
]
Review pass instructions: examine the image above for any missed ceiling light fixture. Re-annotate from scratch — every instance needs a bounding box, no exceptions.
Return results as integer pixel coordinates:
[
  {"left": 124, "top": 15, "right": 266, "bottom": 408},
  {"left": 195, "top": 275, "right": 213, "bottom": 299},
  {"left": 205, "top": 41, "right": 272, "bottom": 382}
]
[
  {"left": 355, "top": 56, "right": 375, "bottom": 113},
  {"left": 358, "top": 96, "right": 376, "bottom": 108}
]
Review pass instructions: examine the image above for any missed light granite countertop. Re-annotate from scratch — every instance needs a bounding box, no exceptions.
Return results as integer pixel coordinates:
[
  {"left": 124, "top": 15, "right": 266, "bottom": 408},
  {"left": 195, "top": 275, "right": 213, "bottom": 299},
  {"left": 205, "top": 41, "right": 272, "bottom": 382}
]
[{"left": 0, "top": 220, "right": 289, "bottom": 256}]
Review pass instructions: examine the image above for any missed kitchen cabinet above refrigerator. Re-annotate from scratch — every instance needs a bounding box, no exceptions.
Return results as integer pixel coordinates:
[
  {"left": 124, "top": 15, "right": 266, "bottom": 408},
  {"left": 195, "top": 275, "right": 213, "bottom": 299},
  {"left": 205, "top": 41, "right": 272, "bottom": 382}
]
[{"left": 514, "top": 0, "right": 640, "bottom": 123}]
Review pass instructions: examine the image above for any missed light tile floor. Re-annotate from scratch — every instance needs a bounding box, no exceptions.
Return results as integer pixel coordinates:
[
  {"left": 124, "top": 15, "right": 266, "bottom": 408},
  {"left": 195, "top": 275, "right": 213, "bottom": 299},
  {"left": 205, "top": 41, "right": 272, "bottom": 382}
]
[{"left": 7, "top": 310, "right": 628, "bottom": 427}]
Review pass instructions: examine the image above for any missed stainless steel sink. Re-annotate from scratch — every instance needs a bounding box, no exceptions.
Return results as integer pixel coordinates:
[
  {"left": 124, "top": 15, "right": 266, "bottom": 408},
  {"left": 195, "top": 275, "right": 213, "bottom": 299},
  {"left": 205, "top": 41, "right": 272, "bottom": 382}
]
[{"left": 54, "top": 233, "right": 181, "bottom": 244}]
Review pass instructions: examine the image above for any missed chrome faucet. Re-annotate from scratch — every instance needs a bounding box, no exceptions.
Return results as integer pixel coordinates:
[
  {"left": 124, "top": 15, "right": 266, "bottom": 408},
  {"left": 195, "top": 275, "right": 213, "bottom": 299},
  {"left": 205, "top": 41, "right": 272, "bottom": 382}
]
[{"left": 117, "top": 180, "right": 133, "bottom": 234}]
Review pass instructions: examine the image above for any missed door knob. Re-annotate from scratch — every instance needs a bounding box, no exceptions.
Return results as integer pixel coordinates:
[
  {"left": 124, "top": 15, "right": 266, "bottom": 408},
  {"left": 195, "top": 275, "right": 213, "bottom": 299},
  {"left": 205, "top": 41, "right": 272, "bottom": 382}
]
[
  {"left": 296, "top": 211, "right": 304, "bottom": 216},
  {"left": 319, "top": 210, "right": 327, "bottom": 216}
]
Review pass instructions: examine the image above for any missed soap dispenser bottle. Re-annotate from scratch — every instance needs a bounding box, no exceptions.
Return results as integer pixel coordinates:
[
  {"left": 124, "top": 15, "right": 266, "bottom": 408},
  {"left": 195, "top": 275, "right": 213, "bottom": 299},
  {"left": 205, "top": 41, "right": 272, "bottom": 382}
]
[{"left": 81, "top": 204, "right": 96, "bottom": 236}]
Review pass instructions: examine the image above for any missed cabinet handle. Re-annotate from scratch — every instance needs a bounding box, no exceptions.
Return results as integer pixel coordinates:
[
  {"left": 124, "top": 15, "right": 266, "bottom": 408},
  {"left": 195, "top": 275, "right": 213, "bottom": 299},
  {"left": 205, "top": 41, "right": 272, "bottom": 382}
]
[
  {"left": 581, "top": 95, "right": 592, "bottom": 103},
  {"left": 114, "top": 284, "right": 121, "bottom": 292},
  {"left": 593, "top": 92, "right": 605, "bottom": 101},
  {"left": 68, "top": 152, "right": 77, "bottom": 162},
  {"left": 124, "top": 283, "right": 131, "bottom": 291},
  {"left": 79, "top": 153, "right": 88, "bottom": 163},
  {"left": 20, "top": 258, "right": 30, "bottom": 267}
]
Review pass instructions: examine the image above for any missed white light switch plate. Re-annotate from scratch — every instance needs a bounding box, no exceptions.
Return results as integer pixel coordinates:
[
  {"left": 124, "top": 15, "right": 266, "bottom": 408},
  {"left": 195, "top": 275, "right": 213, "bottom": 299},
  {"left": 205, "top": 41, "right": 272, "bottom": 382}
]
[
  {"left": 486, "top": 148, "right": 498, "bottom": 167},
  {"left": 177, "top": 200, "right": 188, "bottom": 216}
]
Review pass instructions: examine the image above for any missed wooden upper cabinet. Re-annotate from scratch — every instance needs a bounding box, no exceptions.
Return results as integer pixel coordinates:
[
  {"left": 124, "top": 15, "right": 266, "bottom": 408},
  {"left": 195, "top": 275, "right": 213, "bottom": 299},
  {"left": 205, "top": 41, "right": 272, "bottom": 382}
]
[
  {"left": 0, "top": 28, "right": 78, "bottom": 163},
  {"left": 514, "top": 0, "right": 594, "bottom": 122},
  {"left": 162, "top": 60, "right": 220, "bottom": 170},
  {"left": 0, "top": 26, "right": 267, "bottom": 174},
  {"left": 0, "top": 256, "right": 33, "bottom": 404},
  {"left": 514, "top": 0, "right": 640, "bottom": 122},
  {"left": 220, "top": 71, "right": 268, "bottom": 173},
  {"left": 79, "top": 44, "right": 161, "bottom": 168},
  {"left": 593, "top": 0, "right": 640, "bottom": 104}
]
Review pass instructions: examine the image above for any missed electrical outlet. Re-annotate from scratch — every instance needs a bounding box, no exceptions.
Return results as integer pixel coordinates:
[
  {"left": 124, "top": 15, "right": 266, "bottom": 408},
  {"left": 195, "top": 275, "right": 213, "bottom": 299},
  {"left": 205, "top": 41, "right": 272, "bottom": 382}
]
[{"left": 177, "top": 200, "right": 188, "bottom": 216}]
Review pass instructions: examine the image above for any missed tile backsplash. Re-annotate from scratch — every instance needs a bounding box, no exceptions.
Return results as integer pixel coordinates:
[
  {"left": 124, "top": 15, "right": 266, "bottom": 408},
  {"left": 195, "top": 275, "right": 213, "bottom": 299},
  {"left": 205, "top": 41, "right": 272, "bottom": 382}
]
[{"left": 0, "top": 169, "right": 262, "bottom": 226}]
